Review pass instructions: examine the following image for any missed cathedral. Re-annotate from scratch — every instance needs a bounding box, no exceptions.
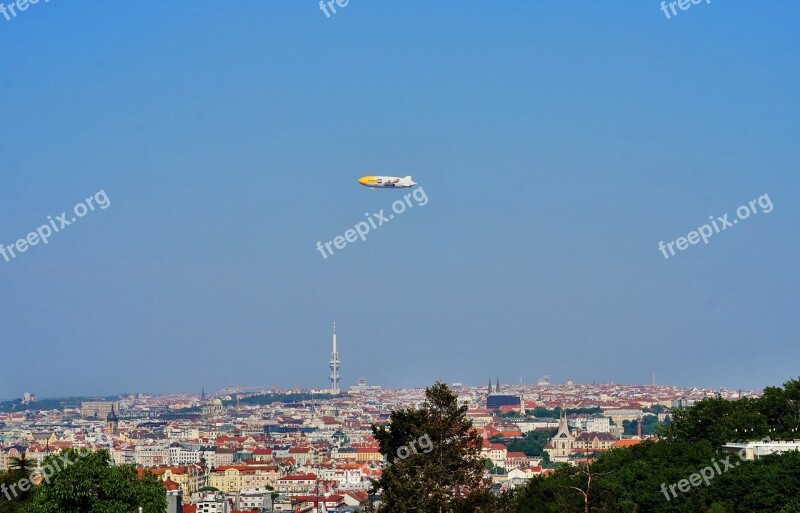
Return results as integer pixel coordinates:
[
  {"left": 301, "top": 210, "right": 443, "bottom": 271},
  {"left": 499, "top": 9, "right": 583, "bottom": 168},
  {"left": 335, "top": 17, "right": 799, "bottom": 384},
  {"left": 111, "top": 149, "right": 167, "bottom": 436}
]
[
  {"left": 543, "top": 410, "right": 575, "bottom": 463},
  {"left": 544, "top": 410, "right": 619, "bottom": 463}
]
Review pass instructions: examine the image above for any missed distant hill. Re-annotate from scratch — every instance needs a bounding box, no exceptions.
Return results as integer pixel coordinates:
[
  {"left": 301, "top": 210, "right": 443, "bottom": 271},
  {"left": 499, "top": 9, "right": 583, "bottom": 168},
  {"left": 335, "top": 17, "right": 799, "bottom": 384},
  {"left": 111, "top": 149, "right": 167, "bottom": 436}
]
[{"left": 0, "top": 396, "right": 120, "bottom": 413}]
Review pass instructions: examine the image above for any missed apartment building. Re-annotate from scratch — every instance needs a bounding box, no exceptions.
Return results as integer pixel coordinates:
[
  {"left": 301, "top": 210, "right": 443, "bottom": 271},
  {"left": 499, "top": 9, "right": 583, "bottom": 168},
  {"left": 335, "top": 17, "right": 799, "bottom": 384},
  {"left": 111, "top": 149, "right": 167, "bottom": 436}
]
[{"left": 208, "top": 465, "right": 281, "bottom": 493}]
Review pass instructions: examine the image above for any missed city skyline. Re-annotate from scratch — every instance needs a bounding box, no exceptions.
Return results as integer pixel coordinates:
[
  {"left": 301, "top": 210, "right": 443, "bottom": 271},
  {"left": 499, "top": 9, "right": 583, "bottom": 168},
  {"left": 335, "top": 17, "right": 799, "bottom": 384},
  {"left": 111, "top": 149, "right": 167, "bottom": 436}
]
[{"left": 1, "top": 375, "right": 769, "bottom": 403}]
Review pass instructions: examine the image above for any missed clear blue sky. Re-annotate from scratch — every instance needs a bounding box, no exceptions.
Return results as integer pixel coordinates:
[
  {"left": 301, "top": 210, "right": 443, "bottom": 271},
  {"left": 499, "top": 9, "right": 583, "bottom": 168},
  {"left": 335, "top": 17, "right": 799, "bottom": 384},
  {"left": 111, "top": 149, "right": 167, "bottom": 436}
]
[{"left": 1, "top": 1, "right": 798, "bottom": 398}]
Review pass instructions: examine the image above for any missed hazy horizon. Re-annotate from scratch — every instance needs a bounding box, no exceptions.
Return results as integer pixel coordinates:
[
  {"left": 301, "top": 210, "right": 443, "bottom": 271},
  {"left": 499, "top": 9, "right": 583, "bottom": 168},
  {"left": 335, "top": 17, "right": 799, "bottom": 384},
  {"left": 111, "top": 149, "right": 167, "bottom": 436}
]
[{"left": 1, "top": 373, "right": 784, "bottom": 402}]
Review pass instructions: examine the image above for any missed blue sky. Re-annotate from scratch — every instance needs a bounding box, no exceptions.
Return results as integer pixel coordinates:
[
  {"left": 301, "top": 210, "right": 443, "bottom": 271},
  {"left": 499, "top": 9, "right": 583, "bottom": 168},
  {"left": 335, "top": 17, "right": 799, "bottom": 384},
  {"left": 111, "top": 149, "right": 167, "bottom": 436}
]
[{"left": 1, "top": 1, "right": 798, "bottom": 398}]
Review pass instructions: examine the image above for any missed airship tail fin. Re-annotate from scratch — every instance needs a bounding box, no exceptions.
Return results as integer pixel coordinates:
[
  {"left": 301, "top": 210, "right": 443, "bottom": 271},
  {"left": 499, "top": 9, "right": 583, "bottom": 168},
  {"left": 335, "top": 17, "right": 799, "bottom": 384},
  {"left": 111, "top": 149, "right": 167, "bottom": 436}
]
[{"left": 404, "top": 175, "right": 412, "bottom": 181}]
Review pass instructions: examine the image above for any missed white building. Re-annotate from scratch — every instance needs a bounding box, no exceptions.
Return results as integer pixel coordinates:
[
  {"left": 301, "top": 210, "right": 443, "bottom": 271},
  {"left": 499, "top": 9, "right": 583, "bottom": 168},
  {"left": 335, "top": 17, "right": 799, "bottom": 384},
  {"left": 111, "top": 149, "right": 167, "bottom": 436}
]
[
  {"left": 232, "top": 489, "right": 273, "bottom": 510},
  {"left": 601, "top": 409, "right": 643, "bottom": 426},
  {"left": 569, "top": 415, "right": 611, "bottom": 433},
  {"left": 169, "top": 445, "right": 201, "bottom": 465},
  {"left": 481, "top": 441, "right": 508, "bottom": 468},
  {"left": 191, "top": 492, "right": 231, "bottom": 513},
  {"left": 134, "top": 445, "right": 169, "bottom": 467},
  {"left": 508, "top": 417, "right": 559, "bottom": 432},
  {"left": 722, "top": 440, "right": 800, "bottom": 461}
]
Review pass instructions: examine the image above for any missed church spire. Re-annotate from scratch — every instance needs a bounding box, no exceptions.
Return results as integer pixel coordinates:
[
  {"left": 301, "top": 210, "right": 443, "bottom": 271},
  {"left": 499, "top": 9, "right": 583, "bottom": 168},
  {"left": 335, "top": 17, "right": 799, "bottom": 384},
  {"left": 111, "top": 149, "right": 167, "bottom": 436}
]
[
  {"left": 106, "top": 405, "right": 119, "bottom": 436},
  {"left": 555, "top": 408, "right": 571, "bottom": 439}
]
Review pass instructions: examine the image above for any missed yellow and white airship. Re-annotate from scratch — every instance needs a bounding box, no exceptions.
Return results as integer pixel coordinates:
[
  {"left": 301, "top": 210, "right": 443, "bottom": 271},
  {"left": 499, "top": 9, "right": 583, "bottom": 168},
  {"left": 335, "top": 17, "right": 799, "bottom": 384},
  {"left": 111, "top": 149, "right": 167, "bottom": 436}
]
[{"left": 358, "top": 175, "right": 417, "bottom": 188}]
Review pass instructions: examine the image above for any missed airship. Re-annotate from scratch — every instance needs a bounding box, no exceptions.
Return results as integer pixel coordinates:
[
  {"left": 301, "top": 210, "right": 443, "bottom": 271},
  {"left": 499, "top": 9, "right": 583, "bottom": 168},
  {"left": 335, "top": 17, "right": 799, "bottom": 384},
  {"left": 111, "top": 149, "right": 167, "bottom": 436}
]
[{"left": 358, "top": 175, "right": 417, "bottom": 188}]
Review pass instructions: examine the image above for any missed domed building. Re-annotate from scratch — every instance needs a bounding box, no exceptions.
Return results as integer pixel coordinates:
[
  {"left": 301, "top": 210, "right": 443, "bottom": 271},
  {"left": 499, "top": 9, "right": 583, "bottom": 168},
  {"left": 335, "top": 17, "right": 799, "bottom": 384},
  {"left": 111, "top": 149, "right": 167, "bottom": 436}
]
[{"left": 202, "top": 398, "right": 226, "bottom": 418}]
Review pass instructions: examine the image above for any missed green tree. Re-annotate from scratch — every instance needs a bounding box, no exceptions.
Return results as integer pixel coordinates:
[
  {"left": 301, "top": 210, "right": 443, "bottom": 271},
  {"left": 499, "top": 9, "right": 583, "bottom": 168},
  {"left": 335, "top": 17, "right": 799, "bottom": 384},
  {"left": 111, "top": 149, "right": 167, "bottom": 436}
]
[
  {"left": 661, "top": 396, "right": 770, "bottom": 446},
  {"left": 8, "top": 454, "right": 36, "bottom": 487},
  {"left": 591, "top": 440, "right": 719, "bottom": 512},
  {"left": 0, "top": 453, "right": 37, "bottom": 513},
  {"left": 0, "top": 472, "right": 13, "bottom": 513},
  {"left": 371, "top": 382, "right": 490, "bottom": 513},
  {"left": 707, "top": 503, "right": 730, "bottom": 513},
  {"left": 758, "top": 378, "right": 800, "bottom": 438},
  {"left": 709, "top": 451, "right": 800, "bottom": 512},
  {"left": 27, "top": 449, "right": 166, "bottom": 513},
  {"left": 622, "top": 415, "right": 660, "bottom": 436},
  {"left": 506, "top": 466, "right": 584, "bottom": 513},
  {"left": 501, "top": 429, "right": 556, "bottom": 458},
  {"left": 780, "top": 499, "right": 800, "bottom": 513}
]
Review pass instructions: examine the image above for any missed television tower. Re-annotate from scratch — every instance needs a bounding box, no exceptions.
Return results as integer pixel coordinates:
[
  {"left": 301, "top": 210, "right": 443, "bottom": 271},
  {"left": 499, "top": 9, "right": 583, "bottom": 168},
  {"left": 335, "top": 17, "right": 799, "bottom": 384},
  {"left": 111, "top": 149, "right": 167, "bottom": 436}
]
[{"left": 329, "top": 322, "right": 340, "bottom": 394}]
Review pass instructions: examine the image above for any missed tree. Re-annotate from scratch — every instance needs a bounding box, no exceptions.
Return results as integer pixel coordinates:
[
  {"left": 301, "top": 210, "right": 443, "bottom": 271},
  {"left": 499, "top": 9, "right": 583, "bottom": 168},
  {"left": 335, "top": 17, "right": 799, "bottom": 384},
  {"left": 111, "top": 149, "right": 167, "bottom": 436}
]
[
  {"left": 568, "top": 462, "right": 611, "bottom": 513},
  {"left": 506, "top": 467, "right": 584, "bottom": 513},
  {"left": 707, "top": 503, "right": 730, "bottom": 513},
  {"left": 8, "top": 454, "right": 36, "bottom": 486},
  {"left": 371, "top": 382, "right": 490, "bottom": 513},
  {"left": 27, "top": 449, "right": 166, "bottom": 513},
  {"left": 622, "top": 416, "right": 660, "bottom": 436},
  {"left": 780, "top": 499, "right": 800, "bottom": 513},
  {"left": 661, "top": 378, "right": 800, "bottom": 446},
  {"left": 502, "top": 429, "right": 557, "bottom": 458},
  {"left": 709, "top": 451, "right": 800, "bottom": 512},
  {"left": 759, "top": 378, "right": 800, "bottom": 438},
  {"left": 0, "top": 472, "right": 14, "bottom": 513},
  {"left": 661, "top": 396, "right": 770, "bottom": 446},
  {"left": 0, "top": 453, "right": 37, "bottom": 512}
]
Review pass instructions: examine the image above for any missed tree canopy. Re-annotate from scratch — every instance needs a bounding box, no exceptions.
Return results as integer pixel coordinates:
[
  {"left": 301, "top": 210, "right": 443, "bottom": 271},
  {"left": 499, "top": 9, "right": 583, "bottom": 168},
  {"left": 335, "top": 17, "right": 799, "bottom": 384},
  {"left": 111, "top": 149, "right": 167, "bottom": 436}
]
[
  {"left": 371, "top": 382, "right": 491, "bottom": 513},
  {"left": 26, "top": 449, "right": 166, "bottom": 513}
]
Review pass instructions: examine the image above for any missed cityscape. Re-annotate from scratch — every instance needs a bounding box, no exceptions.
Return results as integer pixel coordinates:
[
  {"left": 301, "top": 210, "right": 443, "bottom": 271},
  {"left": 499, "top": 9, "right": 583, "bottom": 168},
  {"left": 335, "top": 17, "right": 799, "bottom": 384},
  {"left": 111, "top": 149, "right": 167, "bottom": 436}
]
[{"left": 0, "top": 325, "right": 778, "bottom": 512}]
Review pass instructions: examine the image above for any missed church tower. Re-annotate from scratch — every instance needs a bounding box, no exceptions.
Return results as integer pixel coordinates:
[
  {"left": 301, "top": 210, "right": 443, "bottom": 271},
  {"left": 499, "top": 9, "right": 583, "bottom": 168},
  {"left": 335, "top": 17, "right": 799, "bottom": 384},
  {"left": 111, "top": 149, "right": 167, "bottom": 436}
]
[
  {"left": 544, "top": 409, "right": 575, "bottom": 463},
  {"left": 106, "top": 405, "right": 119, "bottom": 436}
]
